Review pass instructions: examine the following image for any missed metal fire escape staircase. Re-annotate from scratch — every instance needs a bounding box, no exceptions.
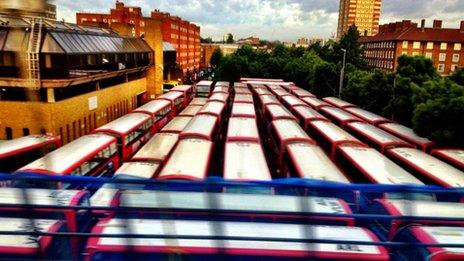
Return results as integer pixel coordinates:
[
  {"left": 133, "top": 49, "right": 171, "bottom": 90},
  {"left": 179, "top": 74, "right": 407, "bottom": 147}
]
[{"left": 26, "top": 18, "right": 43, "bottom": 90}]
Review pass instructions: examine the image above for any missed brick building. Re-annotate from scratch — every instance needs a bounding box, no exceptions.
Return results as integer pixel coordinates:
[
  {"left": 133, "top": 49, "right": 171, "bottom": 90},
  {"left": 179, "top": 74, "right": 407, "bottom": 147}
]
[
  {"left": 361, "top": 20, "right": 464, "bottom": 75},
  {"left": 337, "top": 0, "right": 382, "bottom": 39},
  {"left": 76, "top": 1, "right": 201, "bottom": 73}
]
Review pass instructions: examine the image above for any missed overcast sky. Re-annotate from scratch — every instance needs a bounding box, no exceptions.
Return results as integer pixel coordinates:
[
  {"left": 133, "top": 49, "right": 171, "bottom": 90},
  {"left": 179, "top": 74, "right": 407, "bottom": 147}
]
[{"left": 54, "top": 0, "right": 464, "bottom": 42}]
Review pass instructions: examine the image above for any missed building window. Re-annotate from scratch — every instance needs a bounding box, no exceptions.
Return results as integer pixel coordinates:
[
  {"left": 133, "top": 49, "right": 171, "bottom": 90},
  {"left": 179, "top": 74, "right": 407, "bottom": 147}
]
[
  {"left": 440, "top": 42, "right": 447, "bottom": 50},
  {"left": 81, "top": 18, "right": 87, "bottom": 22},
  {"left": 455, "top": 43, "right": 462, "bottom": 51},
  {"left": 426, "top": 42, "right": 434, "bottom": 49},
  {"left": 412, "top": 51, "right": 419, "bottom": 56},
  {"left": 103, "top": 19, "right": 107, "bottom": 23},
  {"left": 402, "top": 41, "right": 408, "bottom": 48},
  {"left": 129, "top": 8, "right": 133, "bottom": 12},
  {"left": 453, "top": 53, "right": 460, "bottom": 63},
  {"left": 437, "top": 64, "right": 445, "bottom": 73},
  {"left": 92, "top": 18, "right": 97, "bottom": 22},
  {"left": 439, "top": 53, "right": 446, "bottom": 62},
  {"left": 5, "top": 127, "right": 12, "bottom": 140},
  {"left": 413, "top": 41, "right": 421, "bottom": 49},
  {"left": 425, "top": 52, "right": 433, "bottom": 59},
  {"left": 22, "top": 128, "right": 30, "bottom": 136},
  {"left": 451, "top": 65, "right": 457, "bottom": 72},
  {"left": 401, "top": 51, "right": 407, "bottom": 55}
]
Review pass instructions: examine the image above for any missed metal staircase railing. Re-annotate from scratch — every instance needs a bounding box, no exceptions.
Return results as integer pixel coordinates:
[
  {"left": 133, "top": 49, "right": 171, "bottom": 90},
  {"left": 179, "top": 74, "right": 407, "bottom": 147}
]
[{"left": 26, "top": 17, "right": 42, "bottom": 90}]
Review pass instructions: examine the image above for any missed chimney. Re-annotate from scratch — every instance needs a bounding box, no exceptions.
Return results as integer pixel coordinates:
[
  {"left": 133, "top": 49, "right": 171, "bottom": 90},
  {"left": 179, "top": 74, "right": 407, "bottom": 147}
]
[
  {"left": 460, "top": 21, "right": 464, "bottom": 33},
  {"left": 433, "top": 20, "right": 442, "bottom": 29},
  {"left": 420, "top": 19, "right": 425, "bottom": 31}
]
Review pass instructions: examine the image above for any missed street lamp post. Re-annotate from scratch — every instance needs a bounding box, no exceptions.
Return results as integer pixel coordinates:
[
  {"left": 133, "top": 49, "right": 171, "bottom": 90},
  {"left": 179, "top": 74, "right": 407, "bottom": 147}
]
[{"left": 339, "top": 48, "right": 347, "bottom": 98}]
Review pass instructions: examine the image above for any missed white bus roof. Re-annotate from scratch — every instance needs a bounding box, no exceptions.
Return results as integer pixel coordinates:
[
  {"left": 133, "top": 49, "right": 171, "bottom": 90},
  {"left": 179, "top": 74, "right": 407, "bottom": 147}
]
[
  {"left": 272, "top": 119, "right": 311, "bottom": 142},
  {"left": 282, "top": 95, "right": 307, "bottom": 107},
  {"left": 189, "top": 97, "right": 208, "bottom": 106},
  {"left": 234, "top": 94, "right": 254, "bottom": 103},
  {"left": 196, "top": 80, "right": 213, "bottom": 86},
  {"left": 95, "top": 113, "right": 151, "bottom": 135},
  {"left": 0, "top": 188, "right": 86, "bottom": 206},
  {"left": 388, "top": 148, "right": 464, "bottom": 187},
  {"left": 178, "top": 105, "right": 202, "bottom": 117},
  {"left": 208, "top": 92, "right": 229, "bottom": 103},
  {"left": 18, "top": 134, "right": 116, "bottom": 174},
  {"left": 347, "top": 122, "right": 410, "bottom": 146},
  {"left": 410, "top": 226, "right": 464, "bottom": 254},
  {"left": 133, "top": 100, "right": 171, "bottom": 116},
  {"left": 114, "top": 162, "right": 161, "bottom": 179},
  {"left": 91, "top": 219, "right": 384, "bottom": 256},
  {"left": 0, "top": 135, "right": 58, "bottom": 158},
  {"left": 120, "top": 190, "right": 351, "bottom": 215},
  {"left": 160, "top": 116, "right": 192, "bottom": 133},
  {"left": 180, "top": 115, "right": 218, "bottom": 140},
  {"left": 265, "top": 104, "right": 296, "bottom": 120},
  {"left": 339, "top": 146, "right": 423, "bottom": 185},
  {"left": 433, "top": 149, "right": 464, "bottom": 168},
  {"left": 293, "top": 106, "right": 327, "bottom": 122},
  {"left": 320, "top": 106, "right": 363, "bottom": 123},
  {"left": 224, "top": 142, "right": 271, "bottom": 181},
  {"left": 157, "top": 91, "right": 183, "bottom": 102},
  {"left": 310, "top": 121, "right": 361, "bottom": 144},
  {"left": 271, "top": 88, "right": 291, "bottom": 97},
  {"left": 211, "top": 86, "right": 229, "bottom": 94},
  {"left": 171, "top": 85, "right": 192, "bottom": 92},
  {"left": 345, "top": 107, "right": 390, "bottom": 124},
  {"left": 322, "top": 97, "right": 356, "bottom": 108},
  {"left": 292, "top": 88, "right": 315, "bottom": 98},
  {"left": 286, "top": 142, "right": 350, "bottom": 183},
  {"left": 132, "top": 132, "right": 178, "bottom": 162},
  {"left": 158, "top": 138, "right": 213, "bottom": 180},
  {"left": 227, "top": 117, "right": 260, "bottom": 142},
  {"left": 259, "top": 94, "right": 280, "bottom": 106},
  {"left": 90, "top": 186, "right": 119, "bottom": 208},
  {"left": 0, "top": 218, "right": 62, "bottom": 248},
  {"left": 380, "top": 199, "right": 464, "bottom": 218},
  {"left": 301, "top": 97, "right": 331, "bottom": 109},
  {"left": 198, "top": 101, "right": 225, "bottom": 116},
  {"left": 235, "top": 88, "right": 252, "bottom": 95},
  {"left": 253, "top": 88, "right": 272, "bottom": 96},
  {"left": 248, "top": 83, "right": 267, "bottom": 89},
  {"left": 231, "top": 102, "right": 256, "bottom": 117},
  {"left": 379, "top": 122, "right": 432, "bottom": 147}
]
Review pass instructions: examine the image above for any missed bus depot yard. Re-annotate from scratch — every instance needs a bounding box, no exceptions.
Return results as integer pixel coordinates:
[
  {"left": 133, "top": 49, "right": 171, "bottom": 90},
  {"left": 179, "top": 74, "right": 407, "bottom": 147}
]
[{"left": 0, "top": 79, "right": 464, "bottom": 260}]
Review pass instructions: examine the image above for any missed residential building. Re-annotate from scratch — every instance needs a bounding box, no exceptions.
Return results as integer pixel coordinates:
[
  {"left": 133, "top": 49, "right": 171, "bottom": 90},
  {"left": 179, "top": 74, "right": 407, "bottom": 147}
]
[
  {"left": 76, "top": 1, "right": 200, "bottom": 73},
  {"left": 337, "top": 0, "right": 382, "bottom": 39},
  {"left": 0, "top": 14, "right": 165, "bottom": 141},
  {"left": 361, "top": 19, "right": 464, "bottom": 75},
  {"left": 200, "top": 44, "right": 241, "bottom": 67},
  {"left": 236, "top": 36, "right": 260, "bottom": 46}
]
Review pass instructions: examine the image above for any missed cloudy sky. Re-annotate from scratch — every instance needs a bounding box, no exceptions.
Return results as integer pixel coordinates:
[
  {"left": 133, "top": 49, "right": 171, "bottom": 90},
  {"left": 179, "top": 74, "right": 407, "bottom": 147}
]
[{"left": 55, "top": 0, "right": 464, "bottom": 42}]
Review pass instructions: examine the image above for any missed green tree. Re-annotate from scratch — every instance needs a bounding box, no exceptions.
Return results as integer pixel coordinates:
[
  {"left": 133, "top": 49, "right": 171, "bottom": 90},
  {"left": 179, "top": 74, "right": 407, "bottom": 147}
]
[
  {"left": 200, "top": 37, "right": 213, "bottom": 43},
  {"left": 338, "top": 25, "right": 367, "bottom": 69},
  {"left": 310, "top": 62, "right": 340, "bottom": 97},
  {"left": 450, "top": 67, "right": 464, "bottom": 86},
  {"left": 396, "top": 55, "right": 438, "bottom": 85},
  {"left": 226, "top": 33, "right": 234, "bottom": 44},
  {"left": 210, "top": 48, "right": 223, "bottom": 68}
]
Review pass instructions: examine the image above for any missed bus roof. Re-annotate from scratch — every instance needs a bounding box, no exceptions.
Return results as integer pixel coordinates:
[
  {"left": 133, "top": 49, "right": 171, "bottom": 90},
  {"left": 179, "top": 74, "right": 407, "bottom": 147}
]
[
  {"left": 158, "top": 138, "right": 213, "bottom": 180},
  {"left": 271, "top": 88, "right": 291, "bottom": 98},
  {"left": 310, "top": 121, "right": 362, "bottom": 144},
  {"left": 320, "top": 106, "right": 363, "bottom": 125},
  {"left": 178, "top": 105, "right": 202, "bottom": 117},
  {"left": 114, "top": 162, "right": 161, "bottom": 179},
  {"left": 409, "top": 226, "right": 464, "bottom": 256},
  {"left": 0, "top": 135, "right": 60, "bottom": 159},
  {"left": 208, "top": 92, "right": 229, "bottom": 103},
  {"left": 0, "top": 218, "right": 63, "bottom": 249},
  {"left": 265, "top": 104, "right": 297, "bottom": 121},
  {"left": 132, "top": 100, "right": 171, "bottom": 117},
  {"left": 227, "top": 117, "right": 260, "bottom": 142},
  {"left": 248, "top": 83, "right": 267, "bottom": 89},
  {"left": 322, "top": 97, "right": 357, "bottom": 109},
  {"left": 132, "top": 133, "right": 178, "bottom": 163},
  {"left": 253, "top": 88, "right": 272, "bottom": 96},
  {"left": 170, "top": 85, "right": 192, "bottom": 92},
  {"left": 224, "top": 142, "right": 271, "bottom": 181},
  {"left": 345, "top": 107, "right": 391, "bottom": 125},
  {"left": 271, "top": 119, "right": 313, "bottom": 143},
  {"left": 180, "top": 115, "right": 218, "bottom": 141},
  {"left": 281, "top": 95, "right": 307, "bottom": 108},
  {"left": 18, "top": 134, "right": 116, "bottom": 174},
  {"left": 198, "top": 101, "right": 226, "bottom": 117},
  {"left": 0, "top": 188, "right": 87, "bottom": 206},
  {"left": 259, "top": 94, "right": 280, "bottom": 106},
  {"left": 291, "top": 88, "right": 315, "bottom": 98},
  {"left": 339, "top": 146, "right": 423, "bottom": 185},
  {"left": 377, "top": 199, "right": 464, "bottom": 218},
  {"left": 234, "top": 87, "right": 252, "bottom": 95},
  {"left": 293, "top": 106, "right": 328, "bottom": 123},
  {"left": 119, "top": 190, "right": 352, "bottom": 216},
  {"left": 240, "top": 77, "right": 284, "bottom": 82},
  {"left": 190, "top": 97, "right": 208, "bottom": 106},
  {"left": 211, "top": 86, "right": 229, "bottom": 94},
  {"left": 234, "top": 94, "right": 254, "bottom": 104},
  {"left": 301, "top": 97, "right": 332, "bottom": 110},
  {"left": 157, "top": 91, "right": 183, "bottom": 103},
  {"left": 89, "top": 219, "right": 386, "bottom": 258},
  {"left": 286, "top": 142, "right": 350, "bottom": 183},
  {"left": 379, "top": 123, "right": 433, "bottom": 149},
  {"left": 231, "top": 102, "right": 256, "bottom": 118},
  {"left": 160, "top": 116, "right": 192, "bottom": 133},
  {"left": 432, "top": 149, "right": 464, "bottom": 170},
  {"left": 388, "top": 148, "right": 464, "bottom": 187},
  {"left": 94, "top": 113, "right": 151, "bottom": 136},
  {"left": 196, "top": 80, "right": 213, "bottom": 87},
  {"left": 347, "top": 122, "right": 412, "bottom": 149}
]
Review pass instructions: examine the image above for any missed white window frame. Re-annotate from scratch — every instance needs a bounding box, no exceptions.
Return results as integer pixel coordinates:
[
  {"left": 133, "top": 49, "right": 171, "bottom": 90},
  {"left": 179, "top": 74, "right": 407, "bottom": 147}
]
[
  {"left": 426, "top": 42, "right": 434, "bottom": 50},
  {"left": 452, "top": 53, "right": 460, "bottom": 63},
  {"left": 440, "top": 42, "right": 447, "bottom": 50},
  {"left": 439, "top": 53, "right": 446, "bottom": 62}
]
